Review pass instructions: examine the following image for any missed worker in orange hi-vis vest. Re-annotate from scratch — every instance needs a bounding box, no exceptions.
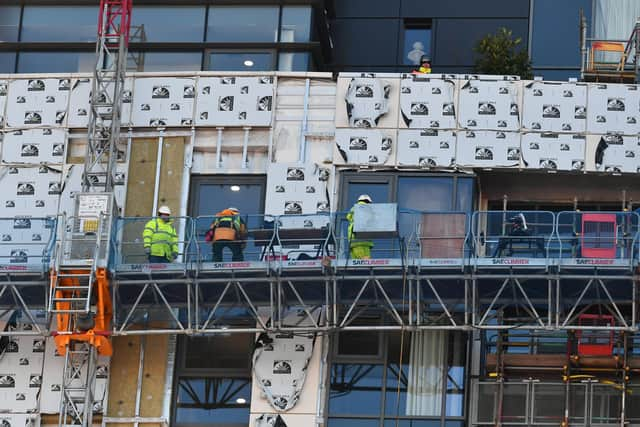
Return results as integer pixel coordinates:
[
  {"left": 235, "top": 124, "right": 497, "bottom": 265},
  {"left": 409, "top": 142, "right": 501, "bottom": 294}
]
[
  {"left": 411, "top": 55, "right": 432, "bottom": 75},
  {"left": 205, "top": 207, "right": 248, "bottom": 262}
]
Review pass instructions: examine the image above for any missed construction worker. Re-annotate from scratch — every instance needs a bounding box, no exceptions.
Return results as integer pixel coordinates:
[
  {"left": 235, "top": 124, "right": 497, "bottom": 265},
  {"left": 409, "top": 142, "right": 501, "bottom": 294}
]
[
  {"left": 143, "top": 206, "right": 179, "bottom": 263},
  {"left": 412, "top": 55, "right": 432, "bottom": 74},
  {"left": 347, "top": 194, "right": 374, "bottom": 259},
  {"left": 207, "top": 207, "right": 247, "bottom": 262}
]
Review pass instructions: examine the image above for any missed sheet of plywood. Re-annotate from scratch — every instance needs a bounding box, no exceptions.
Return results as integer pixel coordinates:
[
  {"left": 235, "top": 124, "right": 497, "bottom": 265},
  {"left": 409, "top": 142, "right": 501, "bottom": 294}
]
[
  {"left": 106, "top": 336, "right": 142, "bottom": 424},
  {"left": 420, "top": 213, "right": 466, "bottom": 258}
]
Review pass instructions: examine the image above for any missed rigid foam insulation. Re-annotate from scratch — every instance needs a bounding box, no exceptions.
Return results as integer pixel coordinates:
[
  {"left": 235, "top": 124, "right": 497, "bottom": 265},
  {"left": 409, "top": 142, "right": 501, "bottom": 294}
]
[
  {"left": 522, "top": 80, "right": 587, "bottom": 133},
  {"left": 457, "top": 78, "right": 520, "bottom": 131},
  {"left": 6, "top": 78, "right": 71, "bottom": 128},
  {"left": 2, "top": 128, "right": 67, "bottom": 164},
  {"left": 587, "top": 83, "right": 640, "bottom": 135},
  {"left": 456, "top": 130, "right": 521, "bottom": 168},
  {"left": 335, "top": 74, "right": 400, "bottom": 129},
  {"left": 334, "top": 128, "right": 395, "bottom": 165},
  {"left": 396, "top": 129, "right": 457, "bottom": 168},
  {"left": 399, "top": 74, "right": 457, "bottom": 129},
  {"left": 131, "top": 78, "right": 196, "bottom": 127},
  {"left": 521, "top": 132, "right": 586, "bottom": 172}
]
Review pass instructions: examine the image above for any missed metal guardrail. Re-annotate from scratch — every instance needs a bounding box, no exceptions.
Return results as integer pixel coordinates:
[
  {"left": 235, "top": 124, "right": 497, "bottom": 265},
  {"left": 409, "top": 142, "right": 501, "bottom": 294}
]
[{"left": 105, "top": 210, "right": 640, "bottom": 271}]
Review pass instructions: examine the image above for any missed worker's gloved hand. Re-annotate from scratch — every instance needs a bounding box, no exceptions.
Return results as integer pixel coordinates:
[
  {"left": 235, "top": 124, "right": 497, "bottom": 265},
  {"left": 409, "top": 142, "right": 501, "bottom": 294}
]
[
  {"left": 171, "top": 252, "right": 179, "bottom": 262},
  {"left": 144, "top": 247, "right": 150, "bottom": 256}
]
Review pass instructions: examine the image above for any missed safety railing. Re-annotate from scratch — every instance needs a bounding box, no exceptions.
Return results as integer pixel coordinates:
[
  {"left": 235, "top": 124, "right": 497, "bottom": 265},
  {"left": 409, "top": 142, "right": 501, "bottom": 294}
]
[
  {"left": 471, "top": 211, "right": 555, "bottom": 267},
  {"left": 111, "top": 216, "right": 194, "bottom": 272},
  {"left": 106, "top": 210, "right": 640, "bottom": 272},
  {"left": 405, "top": 210, "right": 470, "bottom": 266},
  {"left": 193, "top": 214, "right": 277, "bottom": 266},
  {"left": 0, "top": 216, "right": 57, "bottom": 272},
  {"left": 555, "top": 211, "right": 640, "bottom": 269}
]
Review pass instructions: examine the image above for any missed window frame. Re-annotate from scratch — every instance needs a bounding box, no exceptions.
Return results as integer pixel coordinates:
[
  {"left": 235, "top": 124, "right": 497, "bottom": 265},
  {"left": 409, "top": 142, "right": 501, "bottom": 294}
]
[
  {"left": 204, "top": 48, "right": 277, "bottom": 72},
  {"left": 327, "top": 330, "right": 469, "bottom": 426},
  {"left": 188, "top": 175, "right": 267, "bottom": 219},
  {"left": 400, "top": 19, "right": 434, "bottom": 68}
]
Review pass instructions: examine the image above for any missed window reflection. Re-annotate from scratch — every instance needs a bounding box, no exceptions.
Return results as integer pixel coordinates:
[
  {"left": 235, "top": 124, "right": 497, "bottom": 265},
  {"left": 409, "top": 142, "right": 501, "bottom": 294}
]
[
  {"left": 279, "top": 52, "right": 311, "bottom": 71},
  {"left": 208, "top": 52, "right": 273, "bottom": 72},
  {"left": 280, "top": 6, "right": 312, "bottom": 42},
  {"left": 130, "top": 7, "right": 205, "bottom": 42},
  {"left": 0, "top": 52, "right": 16, "bottom": 73},
  {"left": 0, "top": 7, "right": 20, "bottom": 42},
  {"left": 207, "top": 6, "right": 279, "bottom": 42},
  {"left": 404, "top": 25, "right": 432, "bottom": 66},
  {"left": 18, "top": 52, "right": 95, "bottom": 73},
  {"left": 21, "top": 6, "right": 97, "bottom": 42},
  {"left": 175, "top": 378, "right": 251, "bottom": 427},
  {"left": 129, "top": 52, "right": 202, "bottom": 72}
]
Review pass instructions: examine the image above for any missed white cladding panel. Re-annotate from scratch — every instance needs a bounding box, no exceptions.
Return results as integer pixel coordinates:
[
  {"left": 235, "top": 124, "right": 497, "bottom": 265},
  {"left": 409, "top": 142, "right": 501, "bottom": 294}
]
[
  {"left": 587, "top": 83, "right": 640, "bottom": 135},
  {"left": 396, "top": 129, "right": 456, "bottom": 167},
  {"left": 6, "top": 78, "right": 70, "bottom": 128},
  {"left": 522, "top": 81, "right": 587, "bottom": 133},
  {"left": 131, "top": 77, "right": 196, "bottom": 127},
  {"left": 2, "top": 128, "right": 66, "bottom": 164},
  {"left": 458, "top": 79, "right": 520, "bottom": 131},
  {"left": 521, "top": 132, "right": 586, "bottom": 171},
  {"left": 456, "top": 130, "right": 521, "bottom": 168},
  {"left": 399, "top": 75, "right": 457, "bottom": 129}
]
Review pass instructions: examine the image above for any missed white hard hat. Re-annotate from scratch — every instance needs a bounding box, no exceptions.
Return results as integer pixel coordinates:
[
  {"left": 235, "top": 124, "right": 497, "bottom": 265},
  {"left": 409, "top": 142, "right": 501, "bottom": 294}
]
[
  {"left": 158, "top": 205, "right": 171, "bottom": 215},
  {"left": 357, "top": 194, "right": 372, "bottom": 203},
  {"left": 228, "top": 207, "right": 239, "bottom": 213}
]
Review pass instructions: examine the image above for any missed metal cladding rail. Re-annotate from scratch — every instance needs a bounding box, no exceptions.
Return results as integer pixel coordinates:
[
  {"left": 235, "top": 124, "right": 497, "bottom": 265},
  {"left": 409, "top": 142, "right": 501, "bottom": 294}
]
[{"left": 105, "top": 210, "right": 640, "bottom": 336}]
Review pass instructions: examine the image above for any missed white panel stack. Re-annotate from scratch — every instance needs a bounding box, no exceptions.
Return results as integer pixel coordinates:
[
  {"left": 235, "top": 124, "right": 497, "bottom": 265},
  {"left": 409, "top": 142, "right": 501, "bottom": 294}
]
[
  {"left": 0, "top": 80, "right": 7, "bottom": 128},
  {"left": 67, "top": 77, "right": 134, "bottom": 128},
  {"left": 2, "top": 128, "right": 66, "bottom": 164},
  {"left": 458, "top": 78, "right": 520, "bottom": 130},
  {"left": 265, "top": 163, "right": 331, "bottom": 216},
  {"left": 521, "top": 132, "right": 586, "bottom": 171},
  {"left": 456, "top": 130, "right": 521, "bottom": 168},
  {"left": 0, "top": 325, "right": 44, "bottom": 414},
  {"left": 587, "top": 83, "right": 640, "bottom": 135},
  {"left": 397, "top": 129, "right": 456, "bottom": 167},
  {"left": 6, "top": 78, "right": 70, "bottom": 128},
  {"left": 334, "top": 128, "right": 394, "bottom": 165},
  {"left": 399, "top": 75, "right": 456, "bottom": 129},
  {"left": 40, "top": 337, "right": 109, "bottom": 414},
  {"left": 522, "top": 81, "right": 587, "bottom": 132},
  {"left": 586, "top": 134, "right": 640, "bottom": 173},
  {"left": 196, "top": 76, "right": 274, "bottom": 127},
  {"left": 131, "top": 78, "right": 196, "bottom": 127}
]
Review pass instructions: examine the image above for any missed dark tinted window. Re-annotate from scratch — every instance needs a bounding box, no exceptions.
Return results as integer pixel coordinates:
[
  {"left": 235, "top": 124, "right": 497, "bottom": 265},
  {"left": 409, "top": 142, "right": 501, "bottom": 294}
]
[
  {"left": 207, "top": 6, "right": 279, "bottom": 42},
  {"left": 183, "top": 335, "right": 253, "bottom": 372},
  {"left": 130, "top": 7, "right": 205, "bottom": 42},
  {"left": 278, "top": 52, "right": 310, "bottom": 71},
  {"left": 403, "top": 24, "right": 432, "bottom": 66},
  {"left": 21, "top": 6, "right": 97, "bottom": 42},
  {"left": 175, "top": 378, "right": 251, "bottom": 427},
  {"left": 0, "top": 52, "right": 16, "bottom": 73},
  {"left": 280, "top": 6, "right": 312, "bottom": 42},
  {"left": 18, "top": 52, "right": 95, "bottom": 73},
  {"left": 133, "top": 52, "right": 202, "bottom": 72},
  {"left": 208, "top": 51, "right": 274, "bottom": 71},
  {"left": 0, "top": 6, "right": 20, "bottom": 42}
]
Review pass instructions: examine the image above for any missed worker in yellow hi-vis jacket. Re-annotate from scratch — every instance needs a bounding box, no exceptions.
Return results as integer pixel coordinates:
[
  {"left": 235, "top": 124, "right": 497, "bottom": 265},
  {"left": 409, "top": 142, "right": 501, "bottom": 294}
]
[
  {"left": 143, "top": 205, "right": 178, "bottom": 263},
  {"left": 347, "top": 194, "right": 374, "bottom": 259}
]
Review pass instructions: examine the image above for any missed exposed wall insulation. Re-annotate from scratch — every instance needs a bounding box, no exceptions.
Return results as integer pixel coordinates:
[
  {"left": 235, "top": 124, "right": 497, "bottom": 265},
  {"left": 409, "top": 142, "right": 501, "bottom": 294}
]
[
  {"left": 397, "top": 129, "right": 457, "bottom": 167},
  {"left": 334, "top": 128, "right": 395, "bottom": 165},
  {"left": 105, "top": 336, "right": 141, "bottom": 423},
  {"left": 521, "top": 132, "right": 586, "bottom": 171},
  {"left": 522, "top": 81, "right": 587, "bottom": 133},
  {"left": 399, "top": 74, "right": 457, "bottom": 129},
  {"left": 587, "top": 83, "right": 640, "bottom": 135},
  {"left": 265, "top": 163, "right": 331, "bottom": 216},
  {"left": 156, "top": 137, "right": 185, "bottom": 216},
  {"left": 124, "top": 139, "right": 159, "bottom": 217}
]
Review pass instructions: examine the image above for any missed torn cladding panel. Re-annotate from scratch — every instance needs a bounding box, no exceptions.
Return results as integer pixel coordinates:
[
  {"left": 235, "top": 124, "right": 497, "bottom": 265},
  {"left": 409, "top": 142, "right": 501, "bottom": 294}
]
[
  {"left": 522, "top": 80, "right": 587, "bottom": 133},
  {"left": 196, "top": 76, "right": 275, "bottom": 127},
  {"left": 397, "top": 129, "right": 457, "bottom": 168},
  {"left": 67, "top": 77, "right": 134, "bottom": 128},
  {"left": 587, "top": 134, "right": 640, "bottom": 173},
  {"left": 6, "top": 78, "right": 70, "bottom": 128},
  {"left": 458, "top": 78, "right": 520, "bottom": 131},
  {"left": 587, "top": 83, "right": 640, "bottom": 135},
  {"left": 2, "top": 128, "right": 67, "bottom": 164},
  {"left": 399, "top": 74, "right": 457, "bottom": 129},
  {"left": 252, "top": 310, "right": 318, "bottom": 412},
  {"left": 131, "top": 77, "right": 196, "bottom": 127},
  {"left": 344, "top": 77, "right": 391, "bottom": 128},
  {"left": 456, "top": 130, "right": 522, "bottom": 168}
]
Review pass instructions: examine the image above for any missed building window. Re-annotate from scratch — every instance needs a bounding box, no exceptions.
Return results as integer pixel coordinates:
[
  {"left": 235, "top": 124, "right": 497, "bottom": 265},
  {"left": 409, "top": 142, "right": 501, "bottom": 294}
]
[
  {"left": 0, "top": 52, "right": 16, "bottom": 73},
  {"left": 130, "top": 6, "right": 206, "bottom": 42},
  {"left": 278, "top": 52, "right": 311, "bottom": 71},
  {"left": 21, "top": 6, "right": 97, "bottom": 42},
  {"left": 207, "top": 51, "right": 274, "bottom": 71},
  {"left": 0, "top": 6, "right": 20, "bottom": 42},
  {"left": 128, "top": 51, "right": 203, "bottom": 72},
  {"left": 173, "top": 334, "right": 254, "bottom": 427},
  {"left": 329, "top": 330, "right": 467, "bottom": 426},
  {"left": 207, "top": 6, "right": 279, "bottom": 42},
  {"left": 280, "top": 6, "right": 312, "bottom": 42},
  {"left": 17, "top": 51, "right": 95, "bottom": 73},
  {"left": 403, "top": 22, "right": 432, "bottom": 67}
]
